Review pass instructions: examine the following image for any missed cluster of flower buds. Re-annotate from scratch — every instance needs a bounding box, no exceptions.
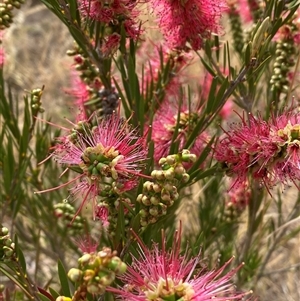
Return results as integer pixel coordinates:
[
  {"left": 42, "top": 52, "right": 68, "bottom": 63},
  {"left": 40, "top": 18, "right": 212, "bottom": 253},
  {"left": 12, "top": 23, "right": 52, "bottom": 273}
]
[
  {"left": 0, "top": 226, "right": 15, "bottom": 261},
  {"left": 224, "top": 180, "right": 250, "bottom": 219},
  {"left": 67, "top": 44, "right": 119, "bottom": 117},
  {"left": 30, "top": 88, "right": 45, "bottom": 115},
  {"left": 67, "top": 45, "right": 99, "bottom": 86},
  {"left": 0, "top": 0, "right": 24, "bottom": 29},
  {"left": 67, "top": 120, "right": 92, "bottom": 143},
  {"left": 107, "top": 197, "right": 133, "bottom": 237},
  {"left": 57, "top": 248, "right": 126, "bottom": 301},
  {"left": 270, "top": 25, "right": 298, "bottom": 99},
  {"left": 226, "top": 4, "right": 244, "bottom": 54},
  {"left": 137, "top": 150, "right": 196, "bottom": 227},
  {"left": 54, "top": 202, "right": 84, "bottom": 231}
]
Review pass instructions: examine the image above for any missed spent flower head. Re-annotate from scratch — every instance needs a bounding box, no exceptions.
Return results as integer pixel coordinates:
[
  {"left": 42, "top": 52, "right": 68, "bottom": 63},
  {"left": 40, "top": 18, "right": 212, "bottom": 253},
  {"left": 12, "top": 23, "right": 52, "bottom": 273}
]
[{"left": 109, "top": 227, "right": 251, "bottom": 300}]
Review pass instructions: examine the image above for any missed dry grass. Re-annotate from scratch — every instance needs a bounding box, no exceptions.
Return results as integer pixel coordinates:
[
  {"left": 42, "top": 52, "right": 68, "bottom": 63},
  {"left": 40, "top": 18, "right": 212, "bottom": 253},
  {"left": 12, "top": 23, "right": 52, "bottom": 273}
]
[{"left": 2, "top": 2, "right": 300, "bottom": 300}]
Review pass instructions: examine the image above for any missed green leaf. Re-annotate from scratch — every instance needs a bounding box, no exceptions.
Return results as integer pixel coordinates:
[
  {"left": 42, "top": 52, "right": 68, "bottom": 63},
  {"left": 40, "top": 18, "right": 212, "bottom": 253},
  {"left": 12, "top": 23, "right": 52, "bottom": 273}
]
[
  {"left": 15, "top": 235, "right": 27, "bottom": 273},
  {"left": 189, "top": 165, "right": 218, "bottom": 182},
  {"left": 49, "top": 287, "right": 60, "bottom": 299},
  {"left": 37, "top": 293, "right": 54, "bottom": 301},
  {"left": 58, "top": 260, "right": 71, "bottom": 297},
  {"left": 0, "top": 265, "right": 33, "bottom": 299}
]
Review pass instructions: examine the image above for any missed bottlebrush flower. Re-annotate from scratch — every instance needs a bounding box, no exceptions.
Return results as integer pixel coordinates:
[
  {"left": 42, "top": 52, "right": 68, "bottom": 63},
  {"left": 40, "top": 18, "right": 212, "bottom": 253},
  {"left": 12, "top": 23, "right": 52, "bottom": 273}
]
[
  {"left": 36, "top": 113, "right": 148, "bottom": 218},
  {"left": 138, "top": 43, "right": 193, "bottom": 94},
  {"left": 109, "top": 228, "right": 251, "bottom": 300},
  {"left": 101, "top": 33, "right": 121, "bottom": 57},
  {"left": 215, "top": 109, "right": 300, "bottom": 192},
  {"left": 151, "top": 99, "right": 209, "bottom": 167},
  {"left": 78, "top": 0, "right": 143, "bottom": 39},
  {"left": 149, "top": 0, "right": 227, "bottom": 50},
  {"left": 75, "top": 234, "right": 99, "bottom": 254},
  {"left": 65, "top": 69, "right": 90, "bottom": 119},
  {"left": 227, "top": 179, "right": 250, "bottom": 212}
]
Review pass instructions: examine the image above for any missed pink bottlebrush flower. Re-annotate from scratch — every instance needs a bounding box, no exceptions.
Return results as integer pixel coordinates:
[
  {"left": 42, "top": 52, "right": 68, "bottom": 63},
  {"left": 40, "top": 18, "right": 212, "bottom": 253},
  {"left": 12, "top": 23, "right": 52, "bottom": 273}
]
[
  {"left": 36, "top": 113, "right": 148, "bottom": 218},
  {"left": 139, "top": 43, "right": 193, "bottom": 95},
  {"left": 95, "top": 202, "right": 110, "bottom": 227},
  {"left": 109, "top": 227, "right": 251, "bottom": 300},
  {"left": 151, "top": 99, "right": 209, "bottom": 166},
  {"left": 219, "top": 100, "right": 234, "bottom": 120},
  {"left": 65, "top": 69, "right": 90, "bottom": 119},
  {"left": 273, "top": 9, "right": 300, "bottom": 44},
  {"left": 150, "top": 0, "right": 227, "bottom": 50},
  {"left": 227, "top": 179, "right": 250, "bottom": 211},
  {"left": 236, "top": 0, "right": 256, "bottom": 23},
  {"left": 215, "top": 109, "right": 300, "bottom": 192},
  {"left": 78, "top": 0, "right": 143, "bottom": 39},
  {"left": 101, "top": 33, "right": 121, "bottom": 57},
  {"left": 75, "top": 234, "right": 99, "bottom": 254}
]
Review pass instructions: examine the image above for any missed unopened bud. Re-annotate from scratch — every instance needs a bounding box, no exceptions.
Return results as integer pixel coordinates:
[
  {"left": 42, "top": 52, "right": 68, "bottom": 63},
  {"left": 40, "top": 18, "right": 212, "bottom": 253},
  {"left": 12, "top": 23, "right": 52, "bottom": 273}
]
[{"left": 67, "top": 268, "right": 82, "bottom": 282}]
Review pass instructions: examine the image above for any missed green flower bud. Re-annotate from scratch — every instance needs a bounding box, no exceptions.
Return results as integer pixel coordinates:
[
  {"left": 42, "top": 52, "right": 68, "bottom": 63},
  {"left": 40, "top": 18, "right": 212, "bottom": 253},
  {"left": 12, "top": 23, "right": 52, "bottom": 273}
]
[
  {"left": 3, "top": 246, "right": 13, "bottom": 257},
  {"left": 137, "top": 194, "right": 143, "bottom": 202},
  {"left": 164, "top": 167, "right": 175, "bottom": 180},
  {"left": 67, "top": 268, "right": 82, "bottom": 282},
  {"left": 158, "top": 157, "right": 167, "bottom": 165},
  {"left": 78, "top": 253, "right": 91, "bottom": 265},
  {"left": 108, "top": 257, "right": 126, "bottom": 273},
  {"left": 142, "top": 195, "right": 151, "bottom": 206},
  {"left": 0, "top": 227, "right": 9, "bottom": 236},
  {"left": 139, "top": 209, "right": 148, "bottom": 217},
  {"left": 151, "top": 170, "right": 157, "bottom": 178},
  {"left": 161, "top": 190, "right": 171, "bottom": 202},
  {"left": 87, "top": 283, "right": 104, "bottom": 294},
  {"left": 155, "top": 170, "right": 165, "bottom": 180},
  {"left": 174, "top": 165, "right": 185, "bottom": 175},
  {"left": 153, "top": 183, "right": 161, "bottom": 193},
  {"left": 150, "top": 196, "right": 159, "bottom": 205},
  {"left": 83, "top": 269, "right": 95, "bottom": 282},
  {"left": 149, "top": 207, "right": 159, "bottom": 216},
  {"left": 166, "top": 155, "right": 176, "bottom": 165},
  {"left": 181, "top": 173, "right": 190, "bottom": 183}
]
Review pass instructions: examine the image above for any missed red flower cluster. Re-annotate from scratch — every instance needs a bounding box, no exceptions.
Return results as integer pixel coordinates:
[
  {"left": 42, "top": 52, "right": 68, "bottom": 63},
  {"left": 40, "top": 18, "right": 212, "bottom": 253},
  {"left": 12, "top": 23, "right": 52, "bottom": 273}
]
[{"left": 215, "top": 109, "right": 300, "bottom": 192}]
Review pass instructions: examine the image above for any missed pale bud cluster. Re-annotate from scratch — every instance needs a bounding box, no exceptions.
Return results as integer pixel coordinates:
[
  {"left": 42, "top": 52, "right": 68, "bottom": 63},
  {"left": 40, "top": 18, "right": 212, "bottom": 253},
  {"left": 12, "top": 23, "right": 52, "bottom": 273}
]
[
  {"left": 137, "top": 150, "right": 196, "bottom": 227},
  {"left": 30, "top": 88, "right": 45, "bottom": 114},
  {"left": 54, "top": 202, "right": 84, "bottom": 230},
  {"left": 67, "top": 44, "right": 120, "bottom": 116},
  {"left": 67, "top": 46, "right": 99, "bottom": 86},
  {"left": 57, "top": 248, "right": 126, "bottom": 301},
  {"left": 105, "top": 198, "right": 133, "bottom": 237},
  {"left": 67, "top": 120, "right": 92, "bottom": 143},
  {"left": 0, "top": 226, "right": 15, "bottom": 261},
  {"left": 0, "top": 0, "right": 24, "bottom": 29}
]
